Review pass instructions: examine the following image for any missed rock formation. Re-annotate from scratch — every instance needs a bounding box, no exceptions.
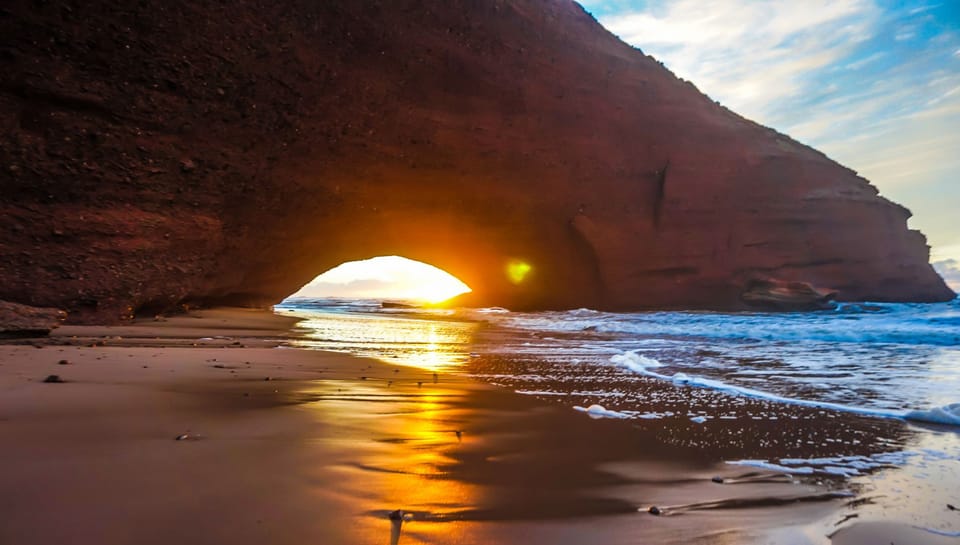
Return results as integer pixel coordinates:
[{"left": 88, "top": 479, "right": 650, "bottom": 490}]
[
  {"left": 740, "top": 279, "right": 838, "bottom": 312},
  {"left": 0, "top": 0, "right": 953, "bottom": 322},
  {"left": 0, "top": 300, "right": 66, "bottom": 337}
]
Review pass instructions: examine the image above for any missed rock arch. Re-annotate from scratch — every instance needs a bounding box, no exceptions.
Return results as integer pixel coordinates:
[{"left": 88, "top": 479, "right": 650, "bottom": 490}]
[{"left": 0, "top": 0, "right": 952, "bottom": 322}]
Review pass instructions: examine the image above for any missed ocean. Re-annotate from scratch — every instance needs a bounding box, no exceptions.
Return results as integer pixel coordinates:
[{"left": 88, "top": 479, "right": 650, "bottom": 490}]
[{"left": 275, "top": 296, "right": 960, "bottom": 528}]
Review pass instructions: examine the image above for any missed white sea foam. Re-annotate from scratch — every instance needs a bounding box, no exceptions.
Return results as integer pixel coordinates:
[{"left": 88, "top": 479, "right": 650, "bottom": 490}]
[
  {"left": 474, "top": 307, "right": 511, "bottom": 314},
  {"left": 729, "top": 446, "right": 960, "bottom": 479},
  {"left": 918, "top": 527, "right": 960, "bottom": 537},
  {"left": 573, "top": 404, "right": 631, "bottom": 419},
  {"left": 904, "top": 403, "right": 960, "bottom": 426},
  {"left": 730, "top": 457, "right": 869, "bottom": 477},
  {"left": 517, "top": 389, "right": 627, "bottom": 397},
  {"left": 609, "top": 351, "right": 664, "bottom": 373},
  {"left": 727, "top": 460, "right": 815, "bottom": 474},
  {"left": 821, "top": 466, "right": 860, "bottom": 476},
  {"left": 780, "top": 456, "right": 868, "bottom": 466},
  {"left": 608, "top": 350, "right": 960, "bottom": 429}
]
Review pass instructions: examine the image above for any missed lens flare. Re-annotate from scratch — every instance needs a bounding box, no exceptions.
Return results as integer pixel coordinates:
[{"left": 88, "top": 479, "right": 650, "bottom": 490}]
[{"left": 506, "top": 260, "right": 532, "bottom": 284}]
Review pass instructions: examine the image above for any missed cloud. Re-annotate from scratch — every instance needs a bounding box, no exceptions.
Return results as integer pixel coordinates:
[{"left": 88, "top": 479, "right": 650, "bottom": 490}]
[
  {"left": 908, "top": 4, "right": 940, "bottom": 16},
  {"left": 580, "top": 0, "right": 960, "bottom": 260},
  {"left": 894, "top": 27, "right": 917, "bottom": 41},
  {"left": 595, "top": 0, "right": 880, "bottom": 119},
  {"left": 295, "top": 278, "right": 396, "bottom": 298},
  {"left": 932, "top": 259, "right": 960, "bottom": 291},
  {"left": 845, "top": 52, "right": 885, "bottom": 70}
]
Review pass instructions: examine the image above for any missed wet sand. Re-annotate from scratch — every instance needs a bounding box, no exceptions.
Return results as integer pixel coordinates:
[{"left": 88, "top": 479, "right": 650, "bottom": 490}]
[{"left": 1, "top": 309, "right": 956, "bottom": 544}]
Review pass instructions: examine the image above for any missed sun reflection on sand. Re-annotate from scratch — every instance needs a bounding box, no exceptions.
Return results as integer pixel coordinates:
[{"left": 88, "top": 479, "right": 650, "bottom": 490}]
[
  {"left": 388, "top": 392, "right": 473, "bottom": 496},
  {"left": 282, "top": 303, "right": 489, "bottom": 540},
  {"left": 301, "top": 379, "right": 481, "bottom": 544}
]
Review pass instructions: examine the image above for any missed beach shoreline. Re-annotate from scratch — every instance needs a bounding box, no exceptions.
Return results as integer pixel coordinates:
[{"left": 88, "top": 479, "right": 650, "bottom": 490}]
[{"left": 1, "top": 308, "right": 956, "bottom": 544}]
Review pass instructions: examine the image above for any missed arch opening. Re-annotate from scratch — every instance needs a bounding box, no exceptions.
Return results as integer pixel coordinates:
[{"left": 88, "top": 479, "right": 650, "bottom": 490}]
[
  {"left": 278, "top": 256, "right": 477, "bottom": 372},
  {"left": 283, "top": 255, "right": 472, "bottom": 305}
]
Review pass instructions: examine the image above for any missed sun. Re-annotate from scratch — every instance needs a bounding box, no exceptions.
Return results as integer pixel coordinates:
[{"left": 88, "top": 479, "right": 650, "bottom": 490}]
[{"left": 289, "top": 256, "right": 472, "bottom": 303}]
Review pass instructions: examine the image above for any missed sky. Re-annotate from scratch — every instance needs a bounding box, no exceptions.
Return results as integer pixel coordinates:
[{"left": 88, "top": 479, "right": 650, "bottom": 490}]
[
  {"left": 580, "top": 0, "right": 960, "bottom": 289},
  {"left": 288, "top": 256, "right": 471, "bottom": 303}
]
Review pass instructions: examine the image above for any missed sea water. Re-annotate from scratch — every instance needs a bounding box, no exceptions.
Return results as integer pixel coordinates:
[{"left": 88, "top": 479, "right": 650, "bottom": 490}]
[
  {"left": 277, "top": 297, "right": 960, "bottom": 475},
  {"left": 471, "top": 301, "right": 960, "bottom": 424}
]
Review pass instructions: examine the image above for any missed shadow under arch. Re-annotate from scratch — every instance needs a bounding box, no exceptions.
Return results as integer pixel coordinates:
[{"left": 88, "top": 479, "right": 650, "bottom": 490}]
[{"left": 207, "top": 188, "right": 610, "bottom": 312}]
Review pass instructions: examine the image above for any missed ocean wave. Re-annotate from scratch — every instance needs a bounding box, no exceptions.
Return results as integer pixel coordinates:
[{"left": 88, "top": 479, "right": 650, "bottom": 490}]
[
  {"left": 497, "top": 300, "right": 960, "bottom": 347},
  {"left": 729, "top": 447, "right": 960, "bottom": 479},
  {"left": 279, "top": 297, "right": 960, "bottom": 431},
  {"left": 609, "top": 350, "right": 960, "bottom": 429},
  {"left": 474, "top": 306, "right": 512, "bottom": 314},
  {"left": 904, "top": 403, "right": 960, "bottom": 426}
]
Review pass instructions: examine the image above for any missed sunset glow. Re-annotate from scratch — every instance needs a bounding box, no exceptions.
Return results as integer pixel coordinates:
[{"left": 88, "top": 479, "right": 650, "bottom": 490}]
[{"left": 289, "top": 256, "right": 471, "bottom": 303}]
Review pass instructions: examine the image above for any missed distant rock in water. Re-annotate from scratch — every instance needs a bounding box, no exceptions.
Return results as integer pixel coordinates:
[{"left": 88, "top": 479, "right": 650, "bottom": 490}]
[
  {"left": 0, "top": 0, "right": 953, "bottom": 323},
  {"left": 741, "top": 279, "right": 838, "bottom": 311},
  {"left": 381, "top": 302, "right": 418, "bottom": 309},
  {"left": 0, "top": 301, "right": 66, "bottom": 337}
]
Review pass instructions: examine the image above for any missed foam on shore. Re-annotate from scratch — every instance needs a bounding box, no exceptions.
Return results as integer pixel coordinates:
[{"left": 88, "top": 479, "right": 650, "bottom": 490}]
[{"left": 610, "top": 350, "right": 960, "bottom": 428}]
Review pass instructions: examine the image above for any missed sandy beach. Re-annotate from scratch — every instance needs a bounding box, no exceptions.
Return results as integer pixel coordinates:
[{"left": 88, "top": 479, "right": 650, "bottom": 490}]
[{"left": 1, "top": 308, "right": 957, "bottom": 545}]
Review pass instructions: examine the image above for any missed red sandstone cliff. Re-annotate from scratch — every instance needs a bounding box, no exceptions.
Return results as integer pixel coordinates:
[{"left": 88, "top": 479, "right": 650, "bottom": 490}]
[{"left": 0, "top": 0, "right": 953, "bottom": 322}]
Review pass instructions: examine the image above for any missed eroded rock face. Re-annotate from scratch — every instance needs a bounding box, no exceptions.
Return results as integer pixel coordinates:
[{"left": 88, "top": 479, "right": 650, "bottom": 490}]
[
  {"left": 0, "top": 301, "right": 66, "bottom": 337},
  {"left": 0, "top": 0, "right": 953, "bottom": 322}
]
